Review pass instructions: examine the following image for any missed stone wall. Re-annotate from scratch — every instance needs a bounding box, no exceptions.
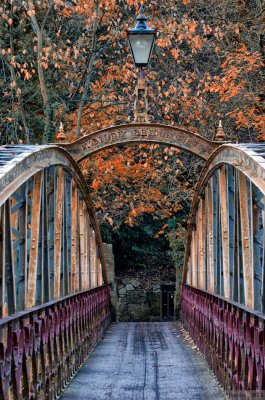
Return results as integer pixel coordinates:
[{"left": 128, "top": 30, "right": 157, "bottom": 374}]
[
  {"left": 116, "top": 277, "right": 161, "bottom": 322},
  {"left": 103, "top": 243, "right": 176, "bottom": 322}
]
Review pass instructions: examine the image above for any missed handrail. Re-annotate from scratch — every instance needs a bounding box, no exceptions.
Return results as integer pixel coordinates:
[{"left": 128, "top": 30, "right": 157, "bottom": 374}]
[
  {"left": 0, "top": 284, "right": 111, "bottom": 328},
  {"left": 182, "top": 283, "right": 265, "bottom": 322}
]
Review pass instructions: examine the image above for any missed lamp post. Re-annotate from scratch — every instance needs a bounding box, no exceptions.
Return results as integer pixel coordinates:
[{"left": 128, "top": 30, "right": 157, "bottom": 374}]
[{"left": 127, "top": 5, "right": 156, "bottom": 122}]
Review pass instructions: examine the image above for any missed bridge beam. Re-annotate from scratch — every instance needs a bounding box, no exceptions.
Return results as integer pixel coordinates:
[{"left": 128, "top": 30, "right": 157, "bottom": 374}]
[
  {"left": 219, "top": 166, "right": 230, "bottom": 299},
  {"left": 64, "top": 123, "right": 219, "bottom": 162},
  {"left": 238, "top": 171, "right": 254, "bottom": 308}
]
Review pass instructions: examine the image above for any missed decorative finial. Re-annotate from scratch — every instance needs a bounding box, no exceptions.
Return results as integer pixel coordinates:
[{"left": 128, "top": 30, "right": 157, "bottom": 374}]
[
  {"left": 139, "top": 4, "right": 145, "bottom": 14},
  {"left": 216, "top": 119, "right": 225, "bottom": 142},
  {"left": 56, "top": 122, "right": 67, "bottom": 143},
  {"left": 136, "top": 4, "right": 148, "bottom": 24}
]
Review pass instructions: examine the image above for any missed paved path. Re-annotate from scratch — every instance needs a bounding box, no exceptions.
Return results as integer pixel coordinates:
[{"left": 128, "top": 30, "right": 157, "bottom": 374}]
[{"left": 61, "top": 322, "right": 225, "bottom": 400}]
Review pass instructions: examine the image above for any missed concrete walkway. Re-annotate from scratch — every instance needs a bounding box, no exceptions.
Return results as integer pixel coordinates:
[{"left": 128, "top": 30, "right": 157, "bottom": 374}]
[{"left": 61, "top": 322, "right": 225, "bottom": 400}]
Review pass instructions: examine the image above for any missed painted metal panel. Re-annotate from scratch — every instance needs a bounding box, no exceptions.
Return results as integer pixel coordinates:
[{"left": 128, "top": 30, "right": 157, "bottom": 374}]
[
  {"left": 238, "top": 171, "right": 254, "bottom": 309},
  {"left": 54, "top": 167, "right": 64, "bottom": 300},
  {"left": 219, "top": 166, "right": 230, "bottom": 299},
  {"left": 27, "top": 172, "right": 42, "bottom": 309}
]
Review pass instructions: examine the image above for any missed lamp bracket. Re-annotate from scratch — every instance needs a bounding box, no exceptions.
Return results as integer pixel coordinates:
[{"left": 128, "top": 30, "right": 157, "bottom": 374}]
[{"left": 134, "top": 74, "right": 149, "bottom": 123}]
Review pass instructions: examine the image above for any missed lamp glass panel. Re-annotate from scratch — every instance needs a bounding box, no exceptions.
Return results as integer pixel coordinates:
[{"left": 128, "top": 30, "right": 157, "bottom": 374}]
[{"left": 129, "top": 34, "right": 154, "bottom": 65}]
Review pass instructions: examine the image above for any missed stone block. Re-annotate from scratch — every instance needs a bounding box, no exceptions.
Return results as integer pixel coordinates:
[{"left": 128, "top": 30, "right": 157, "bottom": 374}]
[
  {"left": 120, "top": 278, "right": 131, "bottom": 285},
  {"left": 147, "top": 292, "right": 156, "bottom": 302},
  {"left": 153, "top": 284, "right": 161, "bottom": 293},
  {"left": 131, "top": 279, "right": 141, "bottom": 288},
  {"left": 119, "top": 287, "right": 126, "bottom": 295},
  {"left": 126, "top": 284, "right": 134, "bottom": 291},
  {"left": 118, "top": 284, "right": 125, "bottom": 289}
]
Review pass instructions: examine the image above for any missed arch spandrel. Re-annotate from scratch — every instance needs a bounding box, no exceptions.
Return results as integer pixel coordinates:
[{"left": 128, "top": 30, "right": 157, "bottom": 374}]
[{"left": 64, "top": 123, "right": 219, "bottom": 161}]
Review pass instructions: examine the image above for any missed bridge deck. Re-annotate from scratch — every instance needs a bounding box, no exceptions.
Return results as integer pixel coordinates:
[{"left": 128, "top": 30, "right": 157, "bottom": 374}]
[{"left": 60, "top": 322, "right": 225, "bottom": 400}]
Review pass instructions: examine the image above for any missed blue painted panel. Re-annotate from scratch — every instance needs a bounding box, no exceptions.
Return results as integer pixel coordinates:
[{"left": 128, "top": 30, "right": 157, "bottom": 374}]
[
  {"left": 252, "top": 182, "right": 263, "bottom": 311},
  {"left": 228, "top": 165, "right": 235, "bottom": 300},
  {"left": 212, "top": 171, "right": 220, "bottom": 294},
  {"left": 47, "top": 166, "right": 55, "bottom": 299}
]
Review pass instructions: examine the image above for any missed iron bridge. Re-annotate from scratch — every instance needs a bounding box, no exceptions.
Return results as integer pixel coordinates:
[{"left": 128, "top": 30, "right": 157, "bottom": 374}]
[{"left": 0, "top": 123, "right": 265, "bottom": 399}]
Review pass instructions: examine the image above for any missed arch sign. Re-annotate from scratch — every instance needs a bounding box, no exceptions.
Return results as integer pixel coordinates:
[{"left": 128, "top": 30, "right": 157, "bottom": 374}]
[{"left": 65, "top": 123, "right": 219, "bottom": 162}]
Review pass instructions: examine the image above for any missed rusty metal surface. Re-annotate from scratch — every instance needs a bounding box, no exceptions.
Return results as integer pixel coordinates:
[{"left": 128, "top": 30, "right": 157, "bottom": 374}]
[
  {"left": 195, "top": 143, "right": 265, "bottom": 195},
  {"left": 0, "top": 285, "right": 111, "bottom": 400},
  {"left": 181, "top": 284, "right": 265, "bottom": 397},
  {"left": 0, "top": 145, "right": 112, "bottom": 398},
  {"left": 0, "top": 145, "right": 107, "bottom": 286},
  {"left": 182, "top": 143, "right": 265, "bottom": 301},
  {"left": 181, "top": 142, "right": 265, "bottom": 398},
  {"left": 64, "top": 123, "right": 219, "bottom": 161}
]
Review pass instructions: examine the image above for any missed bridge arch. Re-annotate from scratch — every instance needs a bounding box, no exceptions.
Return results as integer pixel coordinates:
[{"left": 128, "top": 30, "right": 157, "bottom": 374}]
[
  {"left": 64, "top": 123, "right": 219, "bottom": 162},
  {"left": 0, "top": 145, "right": 107, "bottom": 316},
  {"left": 181, "top": 143, "right": 265, "bottom": 393},
  {"left": 183, "top": 143, "right": 265, "bottom": 310}
]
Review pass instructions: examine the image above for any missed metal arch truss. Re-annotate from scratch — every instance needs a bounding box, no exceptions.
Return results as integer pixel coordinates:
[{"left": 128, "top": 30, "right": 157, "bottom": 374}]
[
  {"left": 64, "top": 123, "right": 219, "bottom": 162},
  {"left": 0, "top": 145, "right": 111, "bottom": 400},
  {"left": 182, "top": 143, "right": 265, "bottom": 396}
]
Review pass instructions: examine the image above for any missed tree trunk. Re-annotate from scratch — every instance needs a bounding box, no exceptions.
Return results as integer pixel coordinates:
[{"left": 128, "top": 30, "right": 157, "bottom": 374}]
[
  {"left": 75, "top": 5, "right": 99, "bottom": 139},
  {"left": 8, "top": 22, "right": 30, "bottom": 143},
  {"left": 26, "top": 2, "right": 53, "bottom": 143}
]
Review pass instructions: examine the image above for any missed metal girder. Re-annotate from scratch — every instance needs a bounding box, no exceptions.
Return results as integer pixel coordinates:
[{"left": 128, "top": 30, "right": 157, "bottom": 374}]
[
  {"left": 183, "top": 143, "right": 265, "bottom": 311},
  {"left": 63, "top": 123, "right": 219, "bottom": 162},
  {"left": 0, "top": 145, "right": 108, "bottom": 290},
  {"left": 27, "top": 172, "right": 42, "bottom": 309},
  {"left": 195, "top": 143, "right": 265, "bottom": 195},
  {"left": 54, "top": 167, "right": 64, "bottom": 299}
]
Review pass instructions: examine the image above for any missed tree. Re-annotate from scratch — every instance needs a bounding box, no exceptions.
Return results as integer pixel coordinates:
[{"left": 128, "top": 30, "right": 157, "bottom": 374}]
[{"left": 0, "top": 0, "right": 264, "bottom": 260}]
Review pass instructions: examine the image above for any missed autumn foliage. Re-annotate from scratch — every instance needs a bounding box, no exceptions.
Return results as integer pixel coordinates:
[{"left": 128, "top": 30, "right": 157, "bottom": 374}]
[{"left": 0, "top": 0, "right": 264, "bottom": 246}]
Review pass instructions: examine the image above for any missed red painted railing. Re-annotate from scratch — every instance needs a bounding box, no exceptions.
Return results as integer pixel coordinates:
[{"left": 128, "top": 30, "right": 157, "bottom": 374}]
[
  {"left": 0, "top": 285, "right": 111, "bottom": 400},
  {"left": 181, "top": 284, "right": 265, "bottom": 397}
]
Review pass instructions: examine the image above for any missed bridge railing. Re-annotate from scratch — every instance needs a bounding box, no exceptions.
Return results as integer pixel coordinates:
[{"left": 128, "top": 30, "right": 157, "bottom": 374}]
[
  {"left": 0, "top": 145, "right": 107, "bottom": 316},
  {"left": 182, "top": 284, "right": 264, "bottom": 394},
  {"left": 181, "top": 143, "right": 265, "bottom": 396},
  {"left": 0, "top": 284, "right": 111, "bottom": 400},
  {"left": 0, "top": 145, "right": 111, "bottom": 399}
]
